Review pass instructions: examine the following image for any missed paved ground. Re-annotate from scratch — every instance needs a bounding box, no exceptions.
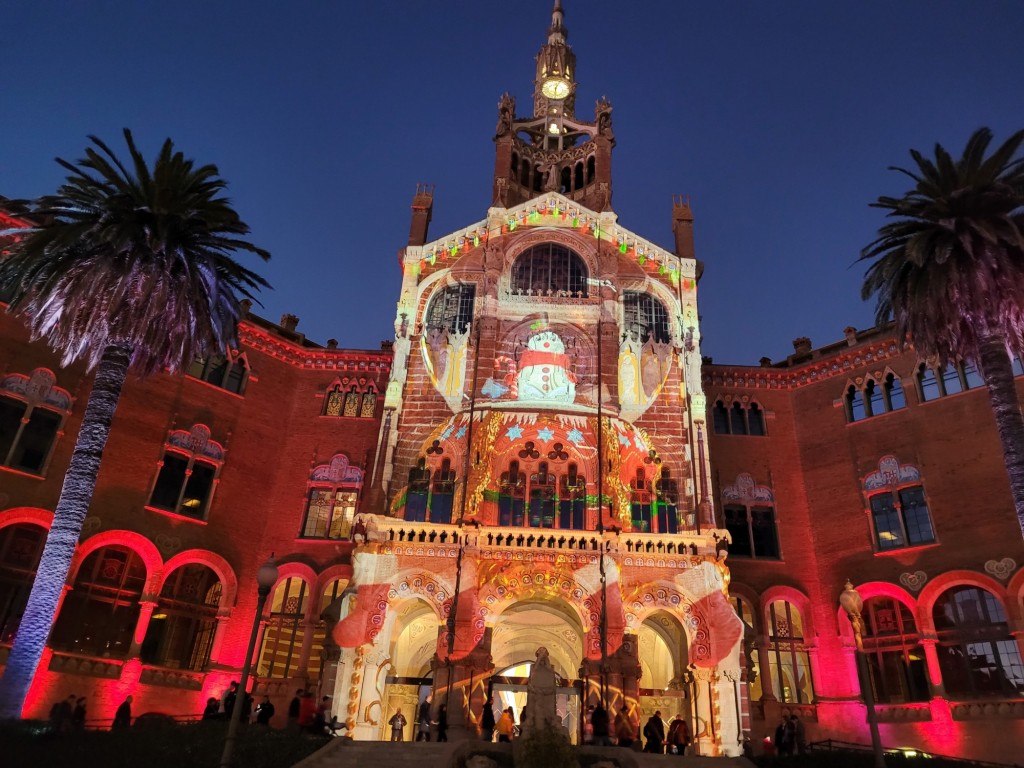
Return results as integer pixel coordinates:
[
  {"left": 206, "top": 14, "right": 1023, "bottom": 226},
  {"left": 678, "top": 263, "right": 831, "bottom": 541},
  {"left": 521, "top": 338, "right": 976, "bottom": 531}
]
[{"left": 290, "top": 738, "right": 755, "bottom": 768}]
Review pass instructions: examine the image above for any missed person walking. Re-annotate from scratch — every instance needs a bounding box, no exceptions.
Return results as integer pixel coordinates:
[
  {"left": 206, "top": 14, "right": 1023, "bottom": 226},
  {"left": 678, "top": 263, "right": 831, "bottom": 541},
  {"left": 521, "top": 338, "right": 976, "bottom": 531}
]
[
  {"left": 417, "top": 696, "right": 432, "bottom": 741},
  {"left": 643, "top": 710, "right": 666, "bottom": 754},
  {"left": 112, "top": 695, "right": 133, "bottom": 730},
  {"left": 389, "top": 707, "right": 407, "bottom": 741},
  {"left": 668, "top": 714, "right": 691, "bottom": 756},
  {"left": 614, "top": 708, "right": 634, "bottom": 748},
  {"left": 480, "top": 696, "right": 496, "bottom": 741}
]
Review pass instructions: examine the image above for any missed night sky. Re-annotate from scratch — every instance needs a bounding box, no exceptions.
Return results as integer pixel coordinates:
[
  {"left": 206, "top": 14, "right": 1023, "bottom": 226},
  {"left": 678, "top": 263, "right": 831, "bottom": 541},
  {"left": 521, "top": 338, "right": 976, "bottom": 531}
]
[{"left": 4, "top": 1, "right": 1022, "bottom": 365}]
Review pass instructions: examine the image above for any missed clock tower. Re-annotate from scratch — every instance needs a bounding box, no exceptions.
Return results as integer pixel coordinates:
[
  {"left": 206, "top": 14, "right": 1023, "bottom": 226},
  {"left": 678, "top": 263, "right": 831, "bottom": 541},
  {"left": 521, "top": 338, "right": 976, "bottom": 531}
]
[{"left": 493, "top": 0, "right": 614, "bottom": 211}]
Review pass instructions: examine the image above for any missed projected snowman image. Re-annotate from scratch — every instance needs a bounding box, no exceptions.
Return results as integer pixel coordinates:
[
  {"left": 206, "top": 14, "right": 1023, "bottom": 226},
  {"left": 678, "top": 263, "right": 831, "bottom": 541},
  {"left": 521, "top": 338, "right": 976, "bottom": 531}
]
[{"left": 517, "top": 330, "right": 577, "bottom": 403}]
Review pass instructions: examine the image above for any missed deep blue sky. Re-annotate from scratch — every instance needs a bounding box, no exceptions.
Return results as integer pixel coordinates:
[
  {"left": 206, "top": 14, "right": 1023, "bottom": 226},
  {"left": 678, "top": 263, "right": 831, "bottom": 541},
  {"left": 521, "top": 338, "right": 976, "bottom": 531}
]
[{"left": 4, "top": 1, "right": 1022, "bottom": 365}]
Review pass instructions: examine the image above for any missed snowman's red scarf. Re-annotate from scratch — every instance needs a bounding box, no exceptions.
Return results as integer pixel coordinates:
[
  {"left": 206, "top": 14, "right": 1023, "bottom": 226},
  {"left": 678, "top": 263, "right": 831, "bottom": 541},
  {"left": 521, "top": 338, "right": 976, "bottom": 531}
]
[{"left": 519, "top": 349, "right": 570, "bottom": 370}]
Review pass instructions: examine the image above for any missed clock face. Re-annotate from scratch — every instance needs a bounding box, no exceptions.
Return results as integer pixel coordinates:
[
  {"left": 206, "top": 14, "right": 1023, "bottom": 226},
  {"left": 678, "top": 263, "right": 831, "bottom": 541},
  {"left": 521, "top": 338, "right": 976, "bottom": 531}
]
[{"left": 542, "top": 78, "right": 570, "bottom": 100}]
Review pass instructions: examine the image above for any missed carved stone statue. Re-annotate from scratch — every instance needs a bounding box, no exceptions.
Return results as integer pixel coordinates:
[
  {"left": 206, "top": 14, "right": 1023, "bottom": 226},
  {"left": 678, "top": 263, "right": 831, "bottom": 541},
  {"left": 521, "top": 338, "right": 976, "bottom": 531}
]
[
  {"left": 524, "top": 646, "right": 559, "bottom": 734},
  {"left": 496, "top": 93, "right": 515, "bottom": 137}
]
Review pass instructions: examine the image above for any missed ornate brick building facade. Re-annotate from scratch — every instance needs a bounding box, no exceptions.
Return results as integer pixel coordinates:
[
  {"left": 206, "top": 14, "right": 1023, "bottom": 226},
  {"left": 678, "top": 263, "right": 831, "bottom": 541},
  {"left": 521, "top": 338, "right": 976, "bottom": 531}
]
[{"left": 1, "top": 3, "right": 1023, "bottom": 763}]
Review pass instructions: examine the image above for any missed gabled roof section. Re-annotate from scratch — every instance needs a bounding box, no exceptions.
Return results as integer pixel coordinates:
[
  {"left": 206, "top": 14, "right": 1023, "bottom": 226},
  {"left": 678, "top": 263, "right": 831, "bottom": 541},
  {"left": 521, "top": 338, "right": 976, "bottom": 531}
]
[{"left": 403, "top": 193, "right": 697, "bottom": 283}]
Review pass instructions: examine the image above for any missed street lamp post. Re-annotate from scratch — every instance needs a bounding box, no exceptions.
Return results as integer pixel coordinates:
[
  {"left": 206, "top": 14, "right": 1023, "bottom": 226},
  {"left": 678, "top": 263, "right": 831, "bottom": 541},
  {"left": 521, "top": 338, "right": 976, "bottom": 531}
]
[
  {"left": 839, "top": 580, "right": 886, "bottom": 768},
  {"left": 220, "top": 556, "right": 279, "bottom": 768}
]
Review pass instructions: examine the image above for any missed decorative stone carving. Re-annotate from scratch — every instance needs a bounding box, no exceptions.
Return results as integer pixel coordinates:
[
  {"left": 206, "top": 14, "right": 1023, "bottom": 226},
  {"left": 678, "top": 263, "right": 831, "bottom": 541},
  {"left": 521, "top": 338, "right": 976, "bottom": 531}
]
[
  {"left": 899, "top": 571, "right": 927, "bottom": 591},
  {"left": 984, "top": 558, "right": 1017, "bottom": 581}
]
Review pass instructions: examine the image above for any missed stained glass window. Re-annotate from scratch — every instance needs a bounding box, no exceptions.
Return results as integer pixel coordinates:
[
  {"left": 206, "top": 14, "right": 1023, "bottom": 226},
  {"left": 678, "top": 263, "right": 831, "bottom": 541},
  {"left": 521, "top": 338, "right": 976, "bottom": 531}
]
[{"left": 511, "top": 243, "right": 588, "bottom": 297}]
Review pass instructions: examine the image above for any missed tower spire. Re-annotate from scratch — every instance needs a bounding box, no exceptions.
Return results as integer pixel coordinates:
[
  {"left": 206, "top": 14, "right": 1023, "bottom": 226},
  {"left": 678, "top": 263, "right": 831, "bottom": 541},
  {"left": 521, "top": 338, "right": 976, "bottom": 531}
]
[{"left": 548, "top": 0, "right": 567, "bottom": 44}]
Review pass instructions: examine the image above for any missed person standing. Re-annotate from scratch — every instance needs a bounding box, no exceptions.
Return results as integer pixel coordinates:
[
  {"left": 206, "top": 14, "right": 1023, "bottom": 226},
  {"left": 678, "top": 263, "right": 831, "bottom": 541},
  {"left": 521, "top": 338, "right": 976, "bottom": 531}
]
[
  {"left": 435, "top": 705, "right": 448, "bottom": 742},
  {"left": 496, "top": 707, "right": 514, "bottom": 743},
  {"left": 417, "top": 696, "right": 432, "bottom": 741},
  {"left": 202, "top": 697, "right": 221, "bottom": 720},
  {"left": 288, "top": 689, "right": 304, "bottom": 729},
  {"left": 643, "top": 710, "right": 665, "bottom": 754},
  {"left": 112, "top": 695, "right": 133, "bottom": 730},
  {"left": 480, "top": 696, "right": 496, "bottom": 741},
  {"left": 591, "top": 703, "right": 611, "bottom": 747},
  {"left": 774, "top": 716, "right": 791, "bottom": 756},
  {"left": 255, "top": 696, "right": 275, "bottom": 725},
  {"left": 298, "top": 692, "right": 317, "bottom": 731},
  {"left": 389, "top": 707, "right": 408, "bottom": 741},
  {"left": 789, "top": 714, "right": 807, "bottom": 755},
  {"left": 72, "top": 697, "right": 87, "bottom": 730}
]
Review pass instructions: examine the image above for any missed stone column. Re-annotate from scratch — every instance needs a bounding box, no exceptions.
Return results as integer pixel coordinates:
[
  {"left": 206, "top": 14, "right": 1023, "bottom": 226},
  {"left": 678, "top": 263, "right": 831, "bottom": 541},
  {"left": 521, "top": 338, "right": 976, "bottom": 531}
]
[
  {"left": 690, "top": 667, "right": 717, "bottom": 756},
  {"left": 208, "top": 611, "right": 232, "bottom": 666},
  {"left": 128, "top": 598, "right": 158, "bottom": 658},
  {"left": 755, "top": 636, "right": 776, "bottom": 702},
  {"left": 920, "top": 637, "right": 947, "bottom": 698}
]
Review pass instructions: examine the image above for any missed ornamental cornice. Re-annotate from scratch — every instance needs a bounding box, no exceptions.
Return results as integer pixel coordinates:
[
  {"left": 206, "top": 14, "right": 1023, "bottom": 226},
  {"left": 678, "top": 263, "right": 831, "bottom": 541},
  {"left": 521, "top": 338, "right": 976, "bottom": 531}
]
[
  {"left": 703, "top": 338, "right": 902, "bottom": 391},
  {"left": 238, "top": 324, "right": 392, "bottom": 373}
]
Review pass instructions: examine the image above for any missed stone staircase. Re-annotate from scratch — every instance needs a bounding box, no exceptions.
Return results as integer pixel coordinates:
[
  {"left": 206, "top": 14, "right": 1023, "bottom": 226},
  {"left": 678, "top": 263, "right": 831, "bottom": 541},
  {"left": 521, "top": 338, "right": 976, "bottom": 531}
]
[{"left": 291, "top": 739, "right": 755, "bottom": 768}]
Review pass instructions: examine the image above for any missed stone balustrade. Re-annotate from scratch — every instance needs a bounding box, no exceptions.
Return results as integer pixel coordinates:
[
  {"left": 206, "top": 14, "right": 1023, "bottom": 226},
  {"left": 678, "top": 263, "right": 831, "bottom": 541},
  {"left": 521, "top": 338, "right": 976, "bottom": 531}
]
[
  {"left": 374, "top": 518, "right": 725, "bottom": 558},
  {"left": 951, "top": 699, "right": 1024, "bottom": 720},
  {"left": 48, "top": 651, "right": 123, "bottom": 679},
  {"left": 874, "top": 702, "right": 932, "bottom": 722}
]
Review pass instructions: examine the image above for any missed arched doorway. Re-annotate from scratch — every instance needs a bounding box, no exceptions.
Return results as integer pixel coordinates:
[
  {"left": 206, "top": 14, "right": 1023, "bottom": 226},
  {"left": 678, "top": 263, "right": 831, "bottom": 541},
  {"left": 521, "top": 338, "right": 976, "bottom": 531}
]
[
  {"left": 381, "top": 599, "right": 438, "bottom": 741},
  {"left": 638, "top": 611, "right": 693, "bottom": 748},
  {"left": 488, "top": 599, "right": 585, "bottom": 743}
]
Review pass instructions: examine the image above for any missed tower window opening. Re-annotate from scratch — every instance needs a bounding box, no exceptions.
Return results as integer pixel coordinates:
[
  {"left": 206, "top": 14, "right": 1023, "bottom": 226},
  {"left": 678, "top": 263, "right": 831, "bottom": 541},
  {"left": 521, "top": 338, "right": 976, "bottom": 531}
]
[
  {"left": 586, "top": 156, "right": 595, "bottom": 184},
  {"left": 560, "top": 167, "right": 571, "bottom": 194},
  {"left": 533, "top": 165, "right": 543, "bottom": 192},
  {"left": 511, "top": 243, "right": 588, "bottom": 297},
  {"left": 574, "top": 161, "right": 584, "bottom": 191}
]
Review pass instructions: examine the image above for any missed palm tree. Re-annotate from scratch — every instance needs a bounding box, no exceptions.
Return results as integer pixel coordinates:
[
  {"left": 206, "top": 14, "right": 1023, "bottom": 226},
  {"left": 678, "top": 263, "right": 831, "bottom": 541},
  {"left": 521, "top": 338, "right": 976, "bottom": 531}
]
[
  {"left": 860, "top": 127, "right": 1024, "bottom": 538},
  {"left": 0, "top": 130, "right": 270, "bottom": 718}
]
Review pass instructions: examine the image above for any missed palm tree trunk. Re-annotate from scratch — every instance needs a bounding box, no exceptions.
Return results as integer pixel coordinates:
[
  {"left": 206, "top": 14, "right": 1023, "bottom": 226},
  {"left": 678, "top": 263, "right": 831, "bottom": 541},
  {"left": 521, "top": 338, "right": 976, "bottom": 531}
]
[
  {"left": 0, "top": 342, "right": 132, "bottom": 719},
  {"left": 977, "top": 331, "right": 1024, "bottom": 541}
]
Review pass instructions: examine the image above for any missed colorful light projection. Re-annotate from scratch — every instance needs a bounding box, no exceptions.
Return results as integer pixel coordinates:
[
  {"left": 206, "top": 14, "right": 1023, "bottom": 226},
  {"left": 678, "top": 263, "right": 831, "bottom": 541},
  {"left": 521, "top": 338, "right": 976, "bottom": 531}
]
[{"left": 408, "top": 195, "right": 693, "bottom": 287}]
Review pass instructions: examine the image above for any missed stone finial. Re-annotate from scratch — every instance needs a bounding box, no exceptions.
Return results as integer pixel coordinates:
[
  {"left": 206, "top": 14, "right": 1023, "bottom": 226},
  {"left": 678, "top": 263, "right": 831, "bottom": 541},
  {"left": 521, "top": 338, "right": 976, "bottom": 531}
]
[
  {"left": 759, "top": 356, "right": 772, "bottom": 368},
  {"left": 792, "top": 337, "right": 812, "bottom": 355},
  {"left": 280, "top": 314, "right": 300, "bottom": 332},
  {"left": 844, "top": 326, "right": 858, "bottom": 346},
  {"left": 326, "top": 339, "right": 338, "bottom": 350}
]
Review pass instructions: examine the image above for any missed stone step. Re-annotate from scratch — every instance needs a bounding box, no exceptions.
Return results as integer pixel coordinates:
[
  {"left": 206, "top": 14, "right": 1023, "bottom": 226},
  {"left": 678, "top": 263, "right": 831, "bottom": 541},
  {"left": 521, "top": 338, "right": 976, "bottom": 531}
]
[{"left": 292, "top": 739, "right": 756, "bottom": 768}]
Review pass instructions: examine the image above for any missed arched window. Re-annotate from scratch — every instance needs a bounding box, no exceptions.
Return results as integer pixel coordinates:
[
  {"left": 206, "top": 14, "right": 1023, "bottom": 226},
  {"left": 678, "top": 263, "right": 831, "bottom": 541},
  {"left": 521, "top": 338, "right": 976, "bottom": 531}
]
[
  {"left": 148, "top": 425, "right": 224, "bottom": 520},
  {"left": 630, "top": 468, "right": 652, "bottom": 532},
  {"left": 884, "top": 373, "right": 906, "bottom": 411},
  {"left": 747, "top": 403, "right": 766, "bottom": 436},
  {"left": 528, "top": 461, "right": 556, "bottom": 528},
  {"left": 324, "top": 384, "right": 345, "bottom": 416},
  {"left": 574, "top": 161, "right": 584, "bottom": 190},
  {"left": 732, "top": 595, "right": 762, "bottom": 701},
  {"left": 425, "top": 283, "right": 476, "bottom": 334},
  {"left": 586, "top": 155, "right": 595, "bottom": 184},
  {"left": 359, "top": 387, "right": 377, "bottom": 418},
  {"left": 302, "top": 454, "right": 363, "bottom": 539},
  {"left": 511, "top": 153, "right": 519, "bottom": 177},
  {"left": 0, "top": 369, "right": 71, "bottom": 475},
  {"left": 861, "top": 597, "right": 928, "bottom": 703},
  {"left": 559, "top": 463, "right": 586, "bottom": 530},
  {"left": 405, "top": 458, "right": 431, "bottom": 523},
  {"left": 258, "top": 577, "right": 310, "bottom": 679},
  {"left": 498, "top": 460, "right": 526, "bottom": 527},
  {"left": 51, "top": 545, "right": 146, "bottom": 658},
  {"left": 962, "top": 360, "right": 984, "bottom": 389},
  {"left": 511, "top": 243, "right": 588, "bottom": 297},
  {"left": 866, "top": 379, "right": 884, "bottom": 416},
  {"left": 187, "top": 352, "right": 249, "bottom": 395},
  {"left": 0, "top": 523, "right": 46, "bottom": 643},
  {"left": 766, "top": 600, "right": 814, "bottom": 703},
  {"left": 934, "top": 586, "right": 1024, "bottom": 697},
  {"left": 940, "top": 363, "right": 963, "bottom": 395},
  {"left": 343, "top": 387, "right": 361, "bottom": 417},
  {"left": 730, "top": 402, "right": 747, "bottom": 435},
  {"left": 307, "top": 578, "right": 349, "bottom": 686},
  {"left": 654, "top": 468, "right": 680, "bottom": 534},
  {"left": 712, "top": 401, "right": 729, "bottom": 434},
  {"left": 142, "top": 564, "right": 221, "bottom": 671},
  {"left": 917, "top": 364, "right": 940, "bottom": 401},
  {"left": 623, "top": 292, "right": 671, "bottom": 343},
  {"left": 846, "top": 385, "right": 866, "bottom": 422},
  {"left": 430, "top": 458, "right": 457, "bottom": 525}
]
